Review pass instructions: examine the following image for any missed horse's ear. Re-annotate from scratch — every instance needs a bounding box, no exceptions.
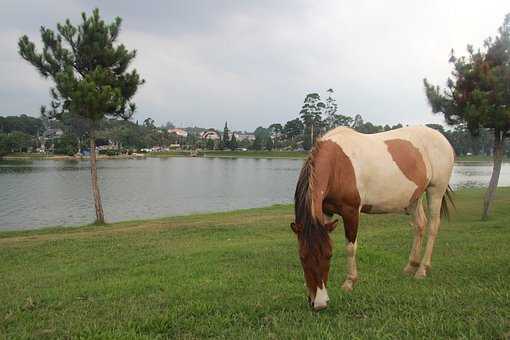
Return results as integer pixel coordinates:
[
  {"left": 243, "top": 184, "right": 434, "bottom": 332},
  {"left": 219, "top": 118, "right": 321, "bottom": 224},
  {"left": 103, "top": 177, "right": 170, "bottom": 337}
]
[
  {"left": 290, "top": 222, "right": 302, "bottom": 234},
  {"left": 324, "top": 219, "right": 338, "bottom": 232}
]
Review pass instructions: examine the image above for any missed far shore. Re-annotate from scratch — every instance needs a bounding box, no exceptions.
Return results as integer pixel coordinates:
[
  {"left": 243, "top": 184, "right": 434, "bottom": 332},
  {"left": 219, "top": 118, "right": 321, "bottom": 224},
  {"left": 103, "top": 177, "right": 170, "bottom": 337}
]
[
  {"left": 0, "top": 151, "right": 506, "bottom": 162},
  {"left": 0, "top": 153, "right": 147, "bottom": 161}
]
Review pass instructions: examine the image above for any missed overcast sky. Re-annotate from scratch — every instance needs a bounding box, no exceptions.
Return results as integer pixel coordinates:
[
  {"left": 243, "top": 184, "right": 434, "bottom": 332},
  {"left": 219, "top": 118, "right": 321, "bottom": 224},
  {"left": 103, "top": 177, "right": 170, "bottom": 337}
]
[{"left": 1, "top": 1, "right": 509, "bottom": 131}]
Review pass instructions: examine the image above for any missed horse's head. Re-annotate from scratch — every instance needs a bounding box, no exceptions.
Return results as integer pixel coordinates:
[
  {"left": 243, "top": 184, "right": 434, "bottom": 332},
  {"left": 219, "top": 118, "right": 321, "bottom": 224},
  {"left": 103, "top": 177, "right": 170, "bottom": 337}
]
[{"left": 290, "top": 219, "right": 338, "bottom": 311}]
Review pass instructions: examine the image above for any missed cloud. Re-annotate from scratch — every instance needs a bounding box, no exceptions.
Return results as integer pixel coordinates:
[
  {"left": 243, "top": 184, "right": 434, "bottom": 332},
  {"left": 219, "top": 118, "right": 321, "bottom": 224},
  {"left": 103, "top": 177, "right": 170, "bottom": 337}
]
[{"left": 1, "top": 0, "right": 509, "bottom": 130}]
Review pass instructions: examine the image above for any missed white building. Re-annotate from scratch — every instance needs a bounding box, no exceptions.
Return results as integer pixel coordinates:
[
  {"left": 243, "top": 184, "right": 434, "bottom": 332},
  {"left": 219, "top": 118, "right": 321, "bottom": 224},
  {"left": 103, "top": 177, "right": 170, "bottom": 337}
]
[
  {"left": 236, "top": 132, "right": 256, "bottom": 141},
  {"left": 200, "top": 129, "right": 221, "bottom": 140},
  {"left": 168, "top": 128, "right": 188, "bottom": 137}
]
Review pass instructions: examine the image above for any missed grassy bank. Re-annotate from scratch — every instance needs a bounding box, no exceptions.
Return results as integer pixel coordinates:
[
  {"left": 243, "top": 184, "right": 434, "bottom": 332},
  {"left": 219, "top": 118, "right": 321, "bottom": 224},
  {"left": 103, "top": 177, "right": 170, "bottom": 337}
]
[
  {"left": 455, "top": 154, "right": 507, "bottom": 162},
  {"left": 1, "top": 188, "right": 509, "bottom": 339}
]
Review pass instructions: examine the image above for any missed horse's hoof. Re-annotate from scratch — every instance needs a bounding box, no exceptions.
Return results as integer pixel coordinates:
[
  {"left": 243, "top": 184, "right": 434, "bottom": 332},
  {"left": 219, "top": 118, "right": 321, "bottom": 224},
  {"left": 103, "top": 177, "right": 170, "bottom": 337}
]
[
  {"left": 403, "top": 263, "right": 418, "bottom": 275},
  {"left": 414, "top": 267, "right": 427, "bottom": 279},
  {"left": 341, "top": 280, "right": 354, "bottom": 292}
]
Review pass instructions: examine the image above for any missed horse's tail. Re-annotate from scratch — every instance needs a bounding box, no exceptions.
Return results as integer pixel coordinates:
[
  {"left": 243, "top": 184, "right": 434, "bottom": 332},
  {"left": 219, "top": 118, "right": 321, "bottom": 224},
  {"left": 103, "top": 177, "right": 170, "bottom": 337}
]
[{"left": 440, "top": 185, "right": 455, "bottom": 220}]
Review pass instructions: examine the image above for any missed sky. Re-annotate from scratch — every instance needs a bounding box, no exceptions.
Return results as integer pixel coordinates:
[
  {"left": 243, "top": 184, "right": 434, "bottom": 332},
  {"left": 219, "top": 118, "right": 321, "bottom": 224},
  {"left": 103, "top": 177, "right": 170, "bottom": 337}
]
[{"left": 1, "top": 1, "right": 509, "bottom": 131}]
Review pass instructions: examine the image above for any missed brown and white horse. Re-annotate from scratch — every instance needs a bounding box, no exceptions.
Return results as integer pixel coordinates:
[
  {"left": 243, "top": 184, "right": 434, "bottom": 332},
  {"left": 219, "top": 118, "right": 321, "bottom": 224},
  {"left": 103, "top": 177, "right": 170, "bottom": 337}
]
[{"left": 291, "top": 126, "right": 455, "bottom": 310}]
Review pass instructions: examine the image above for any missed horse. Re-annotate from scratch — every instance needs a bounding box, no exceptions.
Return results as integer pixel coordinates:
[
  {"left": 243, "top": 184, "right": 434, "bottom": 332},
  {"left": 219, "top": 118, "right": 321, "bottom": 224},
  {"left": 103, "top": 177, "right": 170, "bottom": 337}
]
[{"left": 290, "top": 125, "right": 455, "bottom": 311}]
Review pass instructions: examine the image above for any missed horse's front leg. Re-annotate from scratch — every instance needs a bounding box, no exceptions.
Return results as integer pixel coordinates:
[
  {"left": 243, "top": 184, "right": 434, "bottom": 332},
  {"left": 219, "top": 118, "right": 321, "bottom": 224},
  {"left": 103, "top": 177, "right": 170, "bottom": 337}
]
[{"left": 340, "top": 206, "right": 359, "bottom": 292}]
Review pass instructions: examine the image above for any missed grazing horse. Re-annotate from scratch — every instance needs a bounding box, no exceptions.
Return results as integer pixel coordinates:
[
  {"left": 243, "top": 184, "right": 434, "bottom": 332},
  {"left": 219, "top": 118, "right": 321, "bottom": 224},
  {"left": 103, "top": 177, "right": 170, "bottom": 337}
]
[{"left": 290, "top": 126, "right": 454, "bottom": 310}]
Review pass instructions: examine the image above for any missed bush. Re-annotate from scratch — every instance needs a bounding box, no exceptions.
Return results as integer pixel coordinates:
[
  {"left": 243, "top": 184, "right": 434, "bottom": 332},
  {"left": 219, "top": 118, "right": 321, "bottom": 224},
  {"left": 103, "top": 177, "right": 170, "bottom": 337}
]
[
  {"left": 54, "top": 135, "right": 78, "bottom": 156},
  {"left": 98, "top": 149, "right": 119, "bottom": 156},
  {"left": 0, "top": 133, "right": 9, "bottom": 156}
]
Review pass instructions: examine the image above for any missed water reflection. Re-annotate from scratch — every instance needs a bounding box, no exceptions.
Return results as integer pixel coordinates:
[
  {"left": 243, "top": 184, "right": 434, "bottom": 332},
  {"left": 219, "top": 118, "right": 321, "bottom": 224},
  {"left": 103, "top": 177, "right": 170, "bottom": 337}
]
[{"left": 0, "top": 158, "right": 508, "bottom": 230}]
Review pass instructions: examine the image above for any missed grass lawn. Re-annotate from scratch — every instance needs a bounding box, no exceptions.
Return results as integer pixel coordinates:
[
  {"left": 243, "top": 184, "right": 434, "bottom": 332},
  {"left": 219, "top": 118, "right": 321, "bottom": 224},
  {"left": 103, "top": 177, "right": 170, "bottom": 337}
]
[
  {"left": 455, "top": 154, "right": 508, "bottom": 162},
  {"left": 1, "top": 188, "right": 509, "bottom": 339}
]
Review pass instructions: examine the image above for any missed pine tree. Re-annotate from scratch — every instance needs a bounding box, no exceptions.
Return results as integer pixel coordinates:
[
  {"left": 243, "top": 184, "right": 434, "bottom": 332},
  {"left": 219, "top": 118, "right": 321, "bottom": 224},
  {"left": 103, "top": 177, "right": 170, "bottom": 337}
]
[
  {"left": 229, "top": 132, "right": 238, "bottom": 150},
  {"left": 424, "top": 13, "right": 510, "bottom": 219},
  {"left": 222, "top": 121, "right": 230, "bottom": 150},
  {"left": 18, "top": 8, "right": 144, "bottom": 224}
]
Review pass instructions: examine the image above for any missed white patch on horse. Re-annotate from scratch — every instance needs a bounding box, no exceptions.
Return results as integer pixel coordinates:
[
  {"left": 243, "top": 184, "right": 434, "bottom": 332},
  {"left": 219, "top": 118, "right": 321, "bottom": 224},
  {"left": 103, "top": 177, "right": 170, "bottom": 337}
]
[
  {"left": 314, "top": 282, "right": 329, "bottom": 309},
  {"left": 321, "top": 127, "right": 428, "bottom": 212}
]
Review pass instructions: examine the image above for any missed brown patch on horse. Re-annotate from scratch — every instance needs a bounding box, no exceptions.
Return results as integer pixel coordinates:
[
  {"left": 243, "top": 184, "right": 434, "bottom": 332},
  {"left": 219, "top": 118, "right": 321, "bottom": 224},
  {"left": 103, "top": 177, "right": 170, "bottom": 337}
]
[
  {"left": 293, "top": 140, "right": 361, "bottom": 298},
  {"left": 315, "top": 140, "right": 360, "bottom": 208},
  {"left": 385, "top": 139, "right": 428, "bottom": 204},
  {"left": 315, "top": 140, "right": 361, "bottom": 244}
]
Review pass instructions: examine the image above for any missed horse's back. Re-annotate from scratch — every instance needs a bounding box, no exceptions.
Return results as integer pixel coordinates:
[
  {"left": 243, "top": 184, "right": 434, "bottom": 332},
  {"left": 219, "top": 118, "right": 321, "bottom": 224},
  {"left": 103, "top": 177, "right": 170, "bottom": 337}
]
[{"left": 320, "top": 126, "right": 454, "bottom": 212}]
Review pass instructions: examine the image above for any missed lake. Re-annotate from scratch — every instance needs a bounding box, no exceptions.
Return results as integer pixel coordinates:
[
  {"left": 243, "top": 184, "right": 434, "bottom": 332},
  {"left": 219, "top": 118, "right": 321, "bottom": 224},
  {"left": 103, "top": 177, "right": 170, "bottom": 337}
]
[{"left": 1, "top": 158, "right": 509, "bottom": 231}]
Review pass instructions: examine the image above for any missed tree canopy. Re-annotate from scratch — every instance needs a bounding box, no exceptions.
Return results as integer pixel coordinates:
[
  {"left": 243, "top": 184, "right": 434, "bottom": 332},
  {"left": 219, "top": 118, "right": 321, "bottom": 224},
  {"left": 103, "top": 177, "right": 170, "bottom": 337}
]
[
  {"left": 424, "top": 14, "right": 510, "bottom": 136},
  {"left": 424, "top": 13, "right": 510, "bottom": 219},
  {"left": 18, "top": 8, "right": 144, "bottom": 224},
  {"left": 18, "top": 8, "right": 144, "bottom": 125}
]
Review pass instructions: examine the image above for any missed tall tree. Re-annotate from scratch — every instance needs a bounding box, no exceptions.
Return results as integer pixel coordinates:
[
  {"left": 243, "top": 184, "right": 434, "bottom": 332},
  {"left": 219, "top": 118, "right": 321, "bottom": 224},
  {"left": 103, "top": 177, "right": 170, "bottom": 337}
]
[
  {"left": 18, "top": 8, "right": 144, "bottom": 224},
  {"left": 252, "top": 126, "right": 270, "bottom": 150},
  {"left": 299, "top": 93, "right": 324, "bottom": 150},
  {"left": 222, "top": 121, "right": 230, "bottom": 150},
  {"left": 324, "top": 88, "right": 340, "bottom": 130},
  {"left": 269, "top": 123, "right": 283, "bottom": 149},
  {"left": 283, "top": 118, "right": 304, "bottom": 142},
  {"left": 229, "top": 132, "right": 238, "bottom": 150},
  {"left": 424, "top": 13, "right": 510, "bottom": 219}
]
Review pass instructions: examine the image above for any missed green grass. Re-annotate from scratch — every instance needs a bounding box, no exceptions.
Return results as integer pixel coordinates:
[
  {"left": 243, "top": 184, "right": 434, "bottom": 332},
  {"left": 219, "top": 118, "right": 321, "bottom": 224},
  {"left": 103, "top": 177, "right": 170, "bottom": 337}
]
[
  {"left": 456, "top": 154, "right": 508, "bottom": 162},
  {"left": 1, "top": 189, "right": 509, "bottom": 339}
]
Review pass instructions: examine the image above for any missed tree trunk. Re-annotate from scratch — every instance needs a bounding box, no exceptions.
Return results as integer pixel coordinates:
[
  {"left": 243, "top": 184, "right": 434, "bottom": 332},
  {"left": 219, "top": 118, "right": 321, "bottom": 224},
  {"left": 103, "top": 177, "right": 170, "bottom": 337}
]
[
  {"left": 89, "top": 129, "right": 105, "bottom": 224},
  {"left": 482, "top": 130, "right": 505, "bottom": 220}
]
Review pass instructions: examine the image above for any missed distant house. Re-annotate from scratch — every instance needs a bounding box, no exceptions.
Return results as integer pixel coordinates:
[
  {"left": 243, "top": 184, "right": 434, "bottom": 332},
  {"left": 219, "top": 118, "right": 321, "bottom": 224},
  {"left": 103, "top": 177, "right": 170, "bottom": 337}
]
[
  {"left": 236, "top": 132, "right": 256, "bottom": 141},
  {"left": 97, "top": 140, "right": 118, "bottom": 151},
  {"left": 38, "top": 128, "right": 64, "bottom": 152},
  {"left": 200, "top": 129, "right": 221, "bottom": 140},
  {"left": 43, "top": 128, "right": 64, "bottom": 139},
  {"left": 168, "top": 128, "right": 188, "bottom": 137}
]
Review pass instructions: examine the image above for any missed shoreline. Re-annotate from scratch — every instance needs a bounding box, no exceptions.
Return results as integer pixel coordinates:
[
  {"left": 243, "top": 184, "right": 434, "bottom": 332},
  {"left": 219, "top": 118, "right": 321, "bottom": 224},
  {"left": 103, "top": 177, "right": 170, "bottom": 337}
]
[
  {"left": 0, "top": 187, "right": 505, "bottom": 236},
  {"left": 0, "top": 152, "right": 505, "bottom": 162},
  {"left": 0, "top": 203, "right": 292, "bottom": 237},
  {"left": 0, "top": 153, "right": 147, "bottom": 161}
]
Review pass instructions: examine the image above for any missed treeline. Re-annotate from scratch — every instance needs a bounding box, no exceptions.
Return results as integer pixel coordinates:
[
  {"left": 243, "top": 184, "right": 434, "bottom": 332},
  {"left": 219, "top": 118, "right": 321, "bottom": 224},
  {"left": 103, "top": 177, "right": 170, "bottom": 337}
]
[
  {"left": 254, "top": 89, "right": 500, "bottom": 156},
  {"left": 0, "top": 115, "right": 43, "bottom": 154},
  {"left": 0, "top": 111, "right": 502, "bottom": 157},
  {"left": 0, "top": 114, "right": 182, "bottom": 155}
]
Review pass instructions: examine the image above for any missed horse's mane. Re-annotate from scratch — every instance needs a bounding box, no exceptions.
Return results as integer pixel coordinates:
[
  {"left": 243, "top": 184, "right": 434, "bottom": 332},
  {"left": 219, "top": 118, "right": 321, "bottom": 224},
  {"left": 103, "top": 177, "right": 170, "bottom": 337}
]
[{"left": 294, "top": 144, "right": 330, "bottom": 255}]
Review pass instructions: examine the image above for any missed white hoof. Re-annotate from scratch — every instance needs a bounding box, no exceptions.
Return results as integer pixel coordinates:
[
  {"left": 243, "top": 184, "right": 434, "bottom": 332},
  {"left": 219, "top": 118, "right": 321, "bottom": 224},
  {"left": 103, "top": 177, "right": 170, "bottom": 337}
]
[
  {"left": 414, "top": 266, "right": 428, "bottom": 279},
  {"left": 341, "top": 279, "right": 354, "bottom": 292}
]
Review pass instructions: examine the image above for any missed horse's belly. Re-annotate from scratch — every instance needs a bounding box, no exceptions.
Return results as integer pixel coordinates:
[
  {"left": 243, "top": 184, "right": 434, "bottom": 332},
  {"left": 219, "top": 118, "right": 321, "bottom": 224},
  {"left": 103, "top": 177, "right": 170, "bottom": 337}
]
[{"left": 359, "top": 169, "right": 419, "bottom": 213}]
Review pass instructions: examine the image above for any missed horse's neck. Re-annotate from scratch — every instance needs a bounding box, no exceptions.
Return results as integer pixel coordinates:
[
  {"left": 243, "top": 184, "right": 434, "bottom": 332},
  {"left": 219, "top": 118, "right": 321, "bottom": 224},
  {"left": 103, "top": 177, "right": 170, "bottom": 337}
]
[{"left": 309, "top": 154, "right": 332, "bottom": 224}]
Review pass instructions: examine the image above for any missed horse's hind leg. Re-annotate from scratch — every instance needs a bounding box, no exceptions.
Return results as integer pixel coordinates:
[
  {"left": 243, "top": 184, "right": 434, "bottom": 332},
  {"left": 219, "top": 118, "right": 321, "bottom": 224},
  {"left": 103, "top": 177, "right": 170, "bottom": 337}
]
[
  {"left": 403, "top": 197, "right": 427, "bottom": 275},
  {"left": 415, "top": 186, "right": 444, "bottom": 279}
]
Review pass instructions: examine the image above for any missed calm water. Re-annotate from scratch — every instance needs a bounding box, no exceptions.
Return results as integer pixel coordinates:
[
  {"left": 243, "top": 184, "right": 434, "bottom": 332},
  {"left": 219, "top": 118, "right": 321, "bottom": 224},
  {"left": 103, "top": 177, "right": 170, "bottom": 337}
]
[{"left": 1, "top": 158, "right": 509, "bottom": 231}]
